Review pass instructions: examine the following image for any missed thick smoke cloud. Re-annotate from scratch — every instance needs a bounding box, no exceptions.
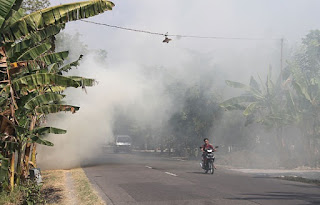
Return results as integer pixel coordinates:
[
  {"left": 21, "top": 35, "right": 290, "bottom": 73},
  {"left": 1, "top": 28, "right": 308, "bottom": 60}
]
[{"left": 39, "top": 0, "right": 320, "bottom": 169}]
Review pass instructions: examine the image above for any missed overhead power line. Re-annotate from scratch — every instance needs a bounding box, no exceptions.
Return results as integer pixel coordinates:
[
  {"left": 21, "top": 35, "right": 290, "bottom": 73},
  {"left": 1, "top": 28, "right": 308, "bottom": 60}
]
[{"left": 80, "top": 19, "right": 281, "bottom": 41}]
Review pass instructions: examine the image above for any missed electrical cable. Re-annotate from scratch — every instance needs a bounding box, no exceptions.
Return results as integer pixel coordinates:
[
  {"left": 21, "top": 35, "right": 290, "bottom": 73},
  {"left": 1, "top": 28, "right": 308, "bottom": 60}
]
[{"left": 80, "top": 19, "right": 282, "bottom": 41}]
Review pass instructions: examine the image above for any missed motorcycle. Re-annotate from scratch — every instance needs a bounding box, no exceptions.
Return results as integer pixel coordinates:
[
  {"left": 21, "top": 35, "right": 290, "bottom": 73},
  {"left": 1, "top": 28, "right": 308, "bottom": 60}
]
[{"left": 200, "top": 146, "right": 218, "bottom": 174}]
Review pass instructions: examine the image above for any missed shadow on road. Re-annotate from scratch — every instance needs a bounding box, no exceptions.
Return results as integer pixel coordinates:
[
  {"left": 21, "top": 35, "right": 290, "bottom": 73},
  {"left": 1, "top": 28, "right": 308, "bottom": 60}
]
[
  {"left": 228, "top": 192, "right": 320, "bottom": 204},
  {"left": 186, "top": 171, "right": 206, "bottom": 175}
]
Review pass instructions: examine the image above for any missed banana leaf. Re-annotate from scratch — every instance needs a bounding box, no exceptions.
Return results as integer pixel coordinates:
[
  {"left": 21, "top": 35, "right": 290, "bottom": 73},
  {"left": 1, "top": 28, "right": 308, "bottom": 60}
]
[
  {"left": 220, "top": 95, "right": 256, "bottom": 109},
  {"left": 4, "top": 73, "right": 80, "bottom": 93},
  {"left": 6, "top": 24, "right": 65, "bottom": 60},
  {"left": 35, "top": 104, "right": 80, "bottom": 114},
  {"left": 0, "top": 0, "right": 23, "bottom": 29},
  {"left": 45, "top": 86, "right": 66, "bottom": 93},
  {"left": 55, "top": 55, "right": 83, "bottom": 74},
  {"left": 0, "top": 157, "right": 9, "bottom": 184},
  {"left": 243, "top": 102, "right": 258, "bottom": 116},
  {"left": 290, "top": 62, "right": 312, "bottom": 102},
  {"left": 48, "top": 62, "right": 61, "bottom": 73},
  {"left": 31, "top": 136, "right": 54, "bottom": 146},
  {"left": 24, "top": 93, "right": 66, "bottom": 110},
  {"left": 17, "top": 42, "right": 52, "bottom": 61},
  {"left": 2, "top": 0, "right": 115, "bottom": 43},
  {"left": 226, "top": 80, "right": 263, "bottom": 99},
  {"left": 2, "top": 8, "right": 24, "bottom": 31},
  {"left": 249, "top": 76, "right": 261, "bottom": 93},
  {"left": 69, "top": 76, "right": 96, "bottom": 87},
  {"left": 37, "top": 51, "right": 69, "bottom": 66},
  {"left": 32, "top": 127, "right": 67, "bottom": 135}
]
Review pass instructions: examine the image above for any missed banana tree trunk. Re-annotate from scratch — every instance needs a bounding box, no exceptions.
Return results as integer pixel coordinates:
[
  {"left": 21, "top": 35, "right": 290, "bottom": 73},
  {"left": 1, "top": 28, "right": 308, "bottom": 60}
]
[
  {"left": 23, "top": 115, "right": 36, "bottom": 180},
  {"left": 16, "top": 145, "right": 22, "bottom": 185},
  {"left": 31, "top": 143, "right": 37, "bottom": 168},
  {"left": 9, "top": 152, "right": 15, "bottom": 191}
]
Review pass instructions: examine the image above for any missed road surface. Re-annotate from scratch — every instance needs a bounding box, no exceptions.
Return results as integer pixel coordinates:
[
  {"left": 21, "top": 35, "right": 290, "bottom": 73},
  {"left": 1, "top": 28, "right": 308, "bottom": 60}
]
[{"left": 83, "top": 151, "right": 320, "bottom": 205}]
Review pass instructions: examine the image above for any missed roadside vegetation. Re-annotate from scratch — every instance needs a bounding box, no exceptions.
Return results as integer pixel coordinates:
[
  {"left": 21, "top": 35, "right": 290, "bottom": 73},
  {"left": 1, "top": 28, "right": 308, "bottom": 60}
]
[
  {"left": 71, "top": 168, "right": 105, "bottom": 205},
  {"left": 0, "top": 168, "right": 104, "bottom": 205},
  {"left": 0, "top": 0, "right": 115, "bottom": 202}
]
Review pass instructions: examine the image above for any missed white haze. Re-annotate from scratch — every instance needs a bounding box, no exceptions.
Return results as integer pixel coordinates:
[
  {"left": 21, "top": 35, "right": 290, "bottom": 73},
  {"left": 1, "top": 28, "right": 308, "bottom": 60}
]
[{"left": 38, "top": 0, "right": 320, "bottom": 169}]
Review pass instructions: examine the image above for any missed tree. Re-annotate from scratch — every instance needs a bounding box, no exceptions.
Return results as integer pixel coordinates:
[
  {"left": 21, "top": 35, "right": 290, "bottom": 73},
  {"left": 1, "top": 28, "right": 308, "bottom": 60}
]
[
  {"left": 0, "top": 0, "right": 115, "bottom": 191},
  {"left": 169, "top": 85, "right": 222, "bottom": 156},
  {"left": 284, "top": 30, "right": 320, "bottom": 166},
  {"left": 220, "top": 69, "right": 296, "bottom": 156}
]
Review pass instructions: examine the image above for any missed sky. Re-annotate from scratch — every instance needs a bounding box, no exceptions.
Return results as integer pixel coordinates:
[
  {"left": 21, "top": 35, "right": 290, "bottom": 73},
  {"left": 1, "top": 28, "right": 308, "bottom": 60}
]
[{"left": 49, "top": 0, "right": 320, "bottom": 80}]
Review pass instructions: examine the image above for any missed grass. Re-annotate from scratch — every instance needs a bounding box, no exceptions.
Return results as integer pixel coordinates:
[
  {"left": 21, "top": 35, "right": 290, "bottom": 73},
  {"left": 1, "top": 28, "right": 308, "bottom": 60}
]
[
  {"left": 41, "top": 170, "right": 68, "bottom": 205},
  {"left": 0, "top": 186, "right": 24, "bottom": 205},
  {"left": 278, "top": 176, "right": 320, "bottom": 185},
  {"left": 0, "top": 168, "right": 104, "bottom": 205},
  {"left": 70, "top": 168, "right": 105, "bottom": 205}
]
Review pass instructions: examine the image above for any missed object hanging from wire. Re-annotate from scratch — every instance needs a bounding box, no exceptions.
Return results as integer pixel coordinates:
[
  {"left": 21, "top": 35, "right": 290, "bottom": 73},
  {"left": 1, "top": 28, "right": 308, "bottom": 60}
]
[{"left": 163, "top": 33, "right": 172, "bottom": 43}]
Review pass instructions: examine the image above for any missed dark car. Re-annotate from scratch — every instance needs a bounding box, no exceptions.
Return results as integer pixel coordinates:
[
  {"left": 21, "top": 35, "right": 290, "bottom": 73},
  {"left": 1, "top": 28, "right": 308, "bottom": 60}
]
[{"left": 114, "top": 135, "right": 132, "bottom": 153}]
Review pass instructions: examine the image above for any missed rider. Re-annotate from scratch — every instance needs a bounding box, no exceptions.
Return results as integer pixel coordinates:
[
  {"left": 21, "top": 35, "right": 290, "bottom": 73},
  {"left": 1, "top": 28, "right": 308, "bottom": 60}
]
[{"left": 200, "top": 138, "right": 216, "bottom": 169}]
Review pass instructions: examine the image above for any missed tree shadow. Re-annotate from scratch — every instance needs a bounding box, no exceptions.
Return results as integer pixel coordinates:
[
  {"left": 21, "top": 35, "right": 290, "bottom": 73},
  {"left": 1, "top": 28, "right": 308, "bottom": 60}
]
[{"left": 42, "top": 187, "right": 64, "bottom": 204}]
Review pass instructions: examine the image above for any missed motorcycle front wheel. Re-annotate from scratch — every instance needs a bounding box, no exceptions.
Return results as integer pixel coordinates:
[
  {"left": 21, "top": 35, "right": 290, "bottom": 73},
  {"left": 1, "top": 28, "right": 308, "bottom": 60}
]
[{"left": 209, "top": 161, "right": 214, "bottom": 174}]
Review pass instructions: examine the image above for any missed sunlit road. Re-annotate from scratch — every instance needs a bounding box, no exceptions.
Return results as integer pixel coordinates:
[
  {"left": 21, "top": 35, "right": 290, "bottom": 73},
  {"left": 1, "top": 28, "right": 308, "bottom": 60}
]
[{"left": 83, "top": 151, "right": 320, "bottom": 205}]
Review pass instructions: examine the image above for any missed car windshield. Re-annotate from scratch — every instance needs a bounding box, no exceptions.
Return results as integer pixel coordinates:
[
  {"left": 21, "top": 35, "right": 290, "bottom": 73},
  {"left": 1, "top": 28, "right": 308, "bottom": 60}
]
[{"left": 117, "top": 136, "right": 131, "bottom": 143}]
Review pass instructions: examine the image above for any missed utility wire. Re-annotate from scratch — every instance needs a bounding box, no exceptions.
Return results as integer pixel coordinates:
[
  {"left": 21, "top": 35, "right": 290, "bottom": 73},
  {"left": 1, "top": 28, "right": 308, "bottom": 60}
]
[{"left": 80, "top": 19, "right": 281, "bottom": 41}]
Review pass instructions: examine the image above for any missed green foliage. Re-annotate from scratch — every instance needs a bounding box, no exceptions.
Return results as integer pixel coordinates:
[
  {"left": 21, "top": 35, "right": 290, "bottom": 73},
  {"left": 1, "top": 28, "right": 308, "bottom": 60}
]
[
  {"left": 0, "top": 0, "right": 23, "bottom": 28},
  {"left": 0, "top": 185, "right": 24, "bottom": 204},
  {"left": 32, "top": 127, "right": 67, "bottom": 135},
  {"left": 31, "top": 136, "right": 54, "bottom": 146},
  {"left": 17, "top": 42, "right": 52, "bottom": 61},
  {"left": 35, "top": 104, "right": 80, "bottom": 115},
  {"left": 21, "top": 180, "right": 45, "bottom": 204},
  {"left": 24, "top": 93, "right": 65, "bottom": 110},
  {"left": 0, "top": 157, "right": 9, "bottom": 190},
  {"left": 54, "top": 55, "right": 83, "bottom": 74},
  {"left": 221, "top": 69, "right": 294, "bottom": 129},
  {"left": 1, "top": 0, "right": 115, "bottom": 43},
  {"left": 9, "top": 73, "right": 80, "bottom": 92},
  {"left": 6, "top": 24, "right": 65, "bottom": 60},
  {"left": 169, "top": 85, "right": 222, "bottom": 151},
  {"left": 0, "top": 0, "right": 115, "bottom": 191}
]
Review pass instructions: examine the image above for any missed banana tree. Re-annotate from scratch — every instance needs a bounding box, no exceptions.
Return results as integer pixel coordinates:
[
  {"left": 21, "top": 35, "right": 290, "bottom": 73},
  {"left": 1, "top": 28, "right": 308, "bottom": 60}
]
[
  {"left": 285, "top": 31, "right": 320, "bottom": 165},
  {"left": 0, "top": 0, "right": 115, "bottom": 191},
  {"left": 220, "top": 69, "right": 296, "bottom": 150}
]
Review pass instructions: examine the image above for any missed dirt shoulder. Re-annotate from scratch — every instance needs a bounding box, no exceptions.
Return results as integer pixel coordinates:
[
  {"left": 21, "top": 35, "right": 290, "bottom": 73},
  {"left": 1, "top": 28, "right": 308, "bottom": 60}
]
[{"left": 42, "top": 168, "right": 105, "bottom": 205}]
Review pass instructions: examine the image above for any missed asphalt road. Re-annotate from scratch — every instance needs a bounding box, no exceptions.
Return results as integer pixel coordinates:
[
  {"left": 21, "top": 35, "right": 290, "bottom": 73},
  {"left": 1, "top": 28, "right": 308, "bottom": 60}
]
[{"left": 83, "top": 151, "right": 320, "bottom": 205}]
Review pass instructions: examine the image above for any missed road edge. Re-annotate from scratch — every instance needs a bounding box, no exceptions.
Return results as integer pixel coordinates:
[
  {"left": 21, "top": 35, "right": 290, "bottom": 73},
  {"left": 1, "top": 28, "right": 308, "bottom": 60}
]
[{"left": 83, "top": 168, "right": 114, "bottom": 205}]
